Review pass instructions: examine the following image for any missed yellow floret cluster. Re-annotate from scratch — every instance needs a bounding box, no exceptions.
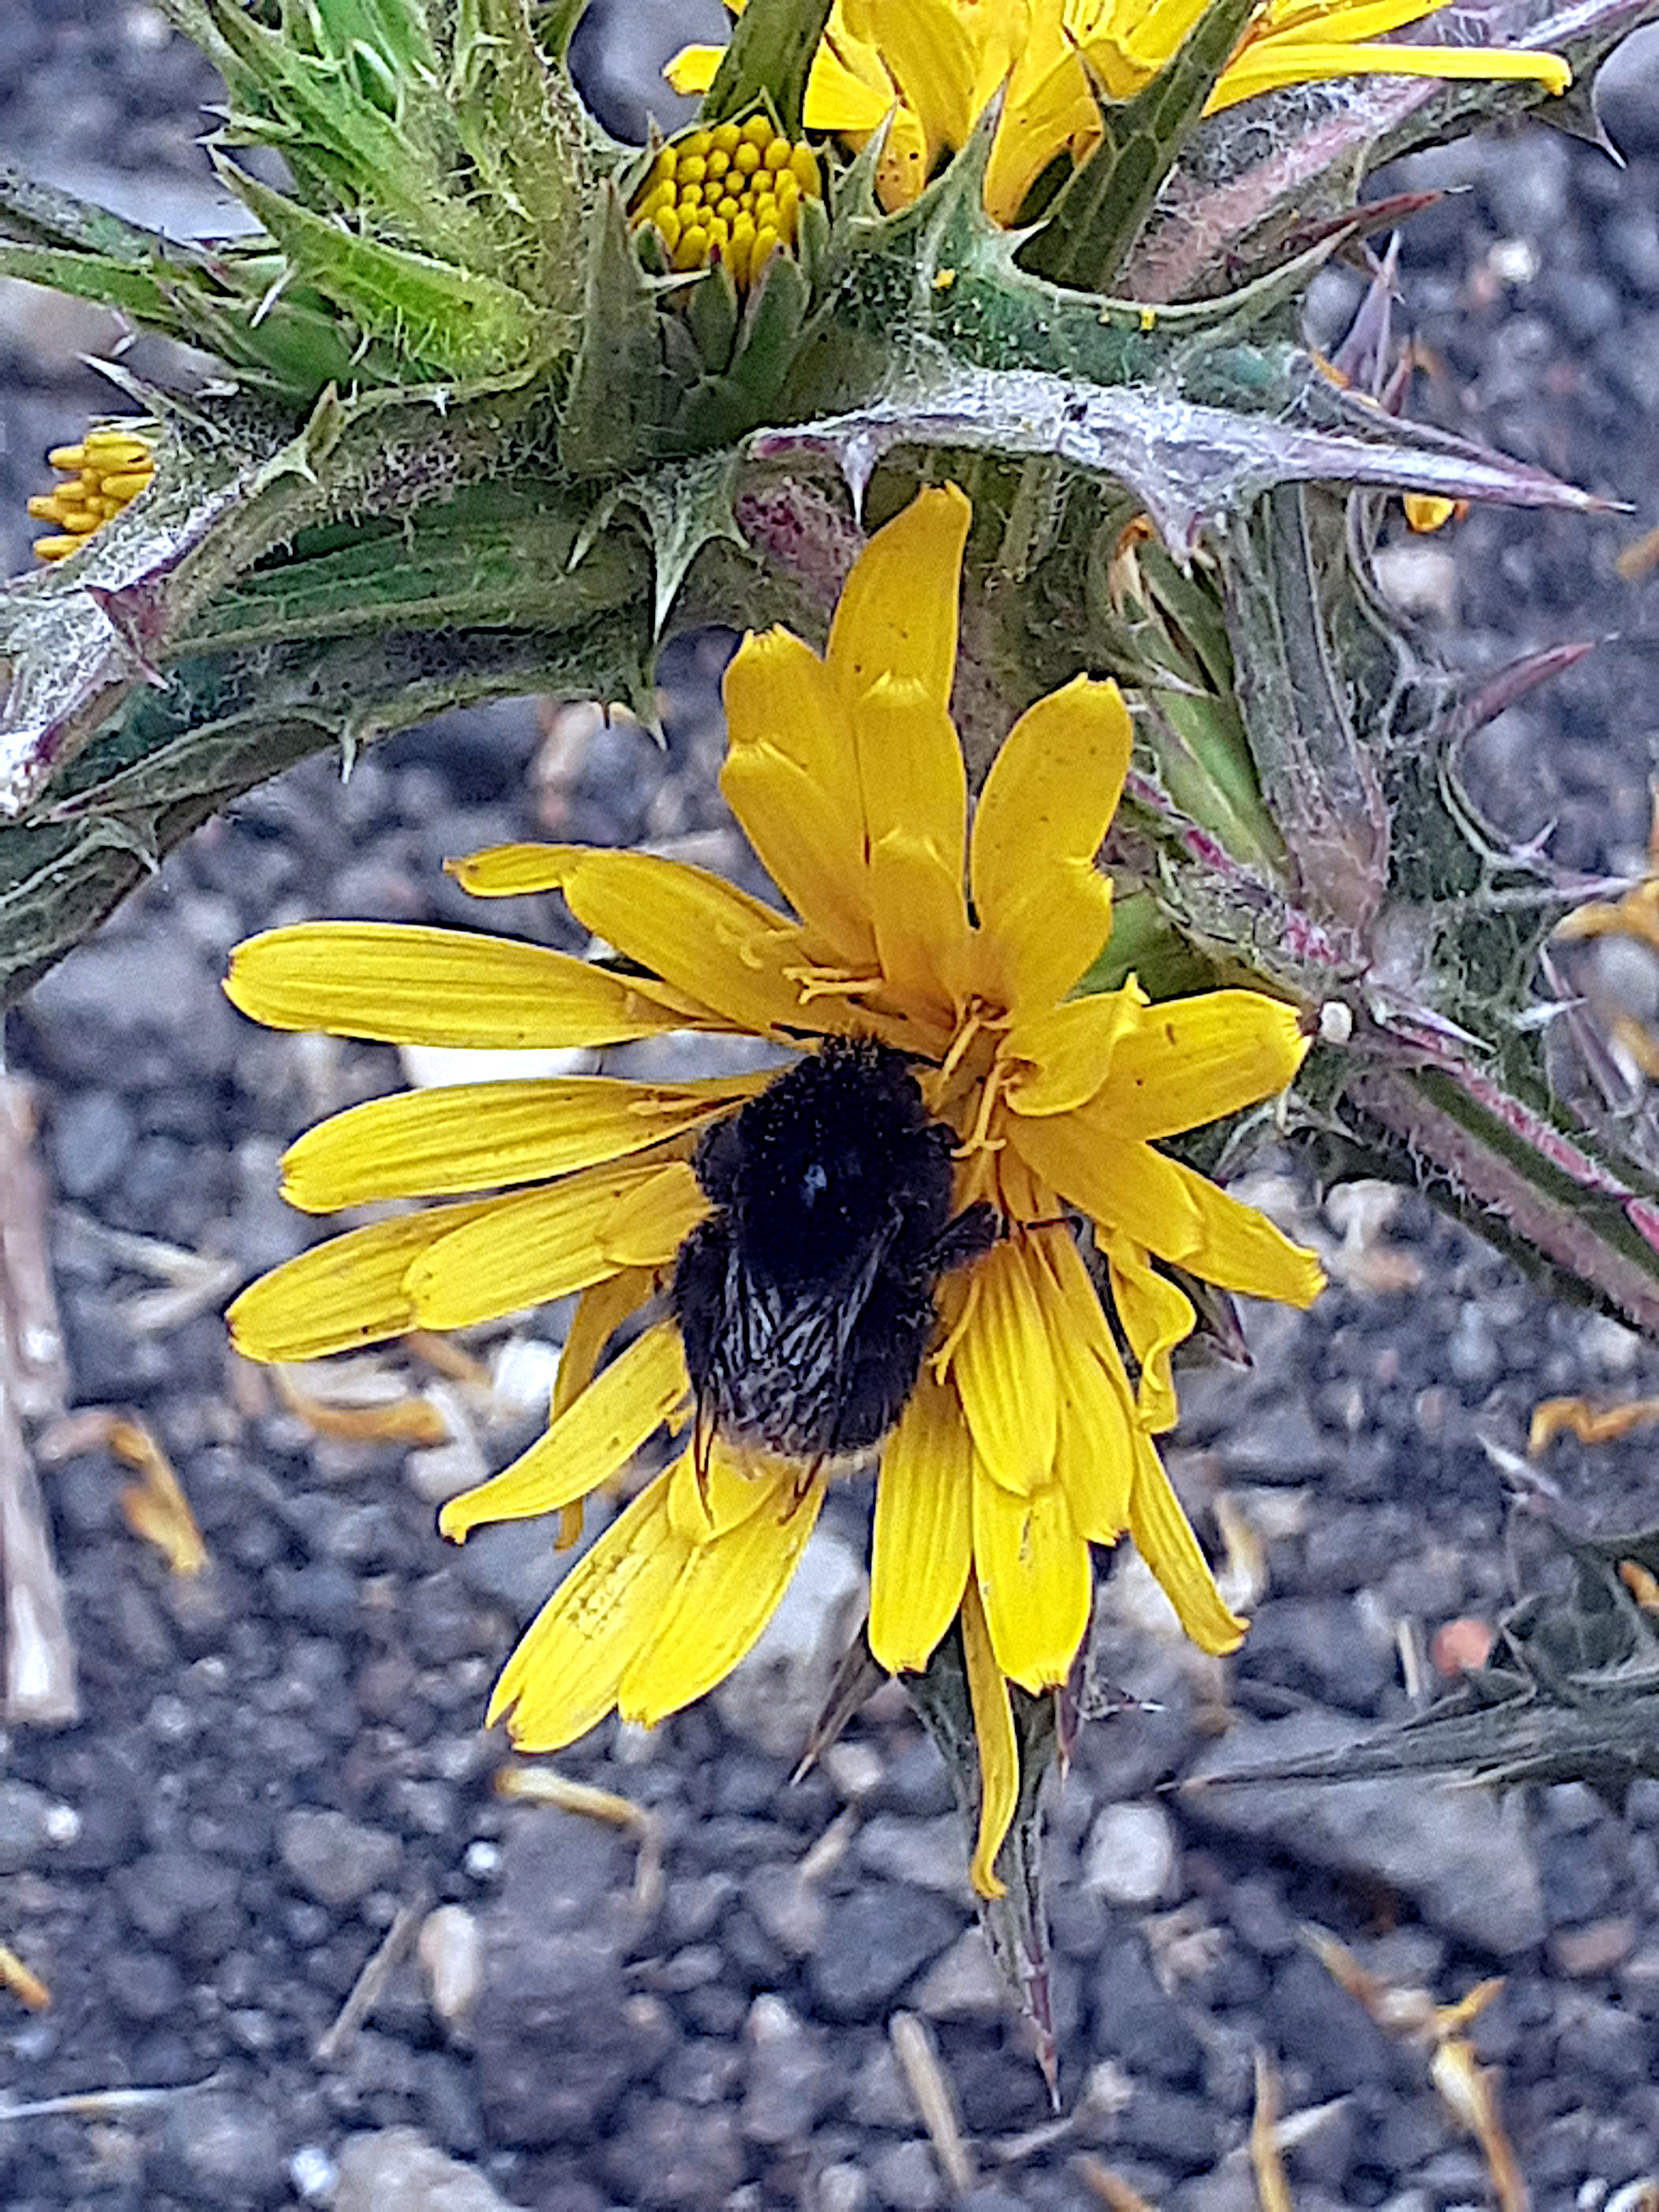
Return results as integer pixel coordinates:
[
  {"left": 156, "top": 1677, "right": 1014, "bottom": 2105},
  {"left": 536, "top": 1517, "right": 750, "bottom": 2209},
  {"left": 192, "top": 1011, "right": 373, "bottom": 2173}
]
[
  {"left": 29, "top": 428, "right": 155, "bottom": 562},
  {"left": 631, "top": 116, "right": 821, "bottom": 289}
]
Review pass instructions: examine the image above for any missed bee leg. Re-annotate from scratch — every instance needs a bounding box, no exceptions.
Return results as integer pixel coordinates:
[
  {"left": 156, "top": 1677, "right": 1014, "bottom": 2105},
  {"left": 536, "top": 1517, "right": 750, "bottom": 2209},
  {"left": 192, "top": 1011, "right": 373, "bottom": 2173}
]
[
  {"left": 782, "top": 1454, "right": 827, "bottom": 1518},
  {"left": 692, "top": 1402, "right": 715, "bottom": 1518},
  {"left": 930, "top": 1200, "right": 1003, "bottom": 1275}
]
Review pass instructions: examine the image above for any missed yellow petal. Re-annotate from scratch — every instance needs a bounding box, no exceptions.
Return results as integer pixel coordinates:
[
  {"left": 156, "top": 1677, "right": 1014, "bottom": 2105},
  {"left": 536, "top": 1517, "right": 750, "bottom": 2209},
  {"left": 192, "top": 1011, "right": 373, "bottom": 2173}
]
[
  {"left": 969, "top": 677, "right": 1131, "bottom": 1010},
  {"left": 1006, "top": 1112, "right": 1202, "bottom": 1263},
  {"left": 280, "top": 1075, "right": 761, "bottom": 1212},
  {"left": 804, "top": 44, "right": 902, "bottom": 131},
  {"left": 857, "top": 0, "right": 981, "bottom": 151},
  {"left": 487, "top": 1477, "right": 690, "bottom": 1747},
  {"left": 721, "top": 626, "right": 875, "bottom": 961},
  {"left": 663, "top": 41, "right": 719, "bottom": 94},
  {"left": 599, "top": 1160, "right": 712, "bottom": 1267},
  {"left": 972, "top": 1463, "right": 1093, "bottom": 1692},
  {"left": 1103, "top": 1234, "right": 1195, "bottom": 1434},
  {"left": 439, "top": 1324, "right": 689, "bottom": 1539},
  {"left": 1092, "top": 990, "right": 1309, "bottom": 1139},
  {"left": 407, "top": 1163, "right": 697, "bottom": 1328},
  {"left": 1212, "top": 37, "right": 1568, "bottom": 108},
  {"left": 826, "top": 484, "right": 970, "bottom": 719},
  {"left": 446, "top": 843, "right": 583, "bottom": 896},
  {"left": 228, "top": 1198, "right": 498, "bottom": 1362},
  {"left": 988, "top": 12, "right": 1096, "bottom": 220},
  {"left": 959, "top": 1575, "right": 1018, "bottom": 1899},
  {"left": 1129, "top": 1430, "right": 1245, "bottom": 1655},
  {"left": 1037, "top": 1235, "right": 1135, "bottom": 1541},
  {"left": 666, "top": 1431, "right": 787, "bottom": 1543},
  {"left": 1003, "top": 983, "right": 1147, "bottom": 1117},
  {"left": 855, "top": 677, "right": 972, "bottom": 1013},
  {"left": 947, "top": 1239, "right": 1057, "bottom": 1496},
  {"left": 619, "top": 1468, "right": 825, "bottom": 1723},
  {"left": 869, "top": 1367, "right": 974, "bottom": 1674},
  {"left": 554, "top": 849, "right": 813, "bottom": 1038},
  {"left": 1168, "top": 1159, "right": 1326, "bottom": 1307},
  {"left": 227, "top": 924, "right": 684, "bottom": 1049},
  {"left": 554, "top": 1268, "right": 657, "bottom": 1419}
]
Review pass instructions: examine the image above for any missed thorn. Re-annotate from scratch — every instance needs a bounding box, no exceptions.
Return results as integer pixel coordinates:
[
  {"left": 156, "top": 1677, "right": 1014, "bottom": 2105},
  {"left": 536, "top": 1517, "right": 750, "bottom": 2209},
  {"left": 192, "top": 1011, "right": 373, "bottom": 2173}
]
[{"left": 1444, "top": 639, "right": 1599, "bottom": 746}]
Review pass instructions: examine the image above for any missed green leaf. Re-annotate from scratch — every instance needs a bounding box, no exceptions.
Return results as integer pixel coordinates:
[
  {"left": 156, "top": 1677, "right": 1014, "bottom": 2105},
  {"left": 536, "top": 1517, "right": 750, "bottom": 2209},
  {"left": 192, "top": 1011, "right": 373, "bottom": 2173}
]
[
  {"left": 701, "top": 0, "right": 833, "bottom": 137},
  {"left": 219, "top": 161, "right": 555, "bottom": 380},
  {"left": 1021, "top": 0, "right": 1257, "bottom": 293},
  {"left": 559, "top": 182, "right": 669, "bottom": 475}
]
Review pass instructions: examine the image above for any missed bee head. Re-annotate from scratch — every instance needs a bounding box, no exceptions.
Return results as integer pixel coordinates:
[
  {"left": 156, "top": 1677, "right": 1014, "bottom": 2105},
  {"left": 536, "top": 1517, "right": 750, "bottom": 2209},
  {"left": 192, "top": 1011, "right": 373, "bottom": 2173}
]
[{"left": 707, "top": 1036, "right": 951, "bottom": 1280}]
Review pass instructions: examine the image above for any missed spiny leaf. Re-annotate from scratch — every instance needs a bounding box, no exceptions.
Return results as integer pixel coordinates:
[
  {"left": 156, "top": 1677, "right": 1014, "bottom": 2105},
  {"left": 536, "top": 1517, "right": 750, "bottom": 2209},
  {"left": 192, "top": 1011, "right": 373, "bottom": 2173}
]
[
  {"left": 218, "top": 161, "right": 556, "bottom": 380},
  {"left": 559, "top": 182, "right": 670, "bottom": 475}
]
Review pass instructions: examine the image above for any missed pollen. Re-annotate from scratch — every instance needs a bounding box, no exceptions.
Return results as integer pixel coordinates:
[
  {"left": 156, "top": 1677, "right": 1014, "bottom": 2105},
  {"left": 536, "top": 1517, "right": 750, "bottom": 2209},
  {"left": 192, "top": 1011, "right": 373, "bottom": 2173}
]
[
  {"left": 28, "top": 426, "right": 156, "bottom": 562},
  {"left": 630, "top": 116, "right": 821, "bottom": 291}
]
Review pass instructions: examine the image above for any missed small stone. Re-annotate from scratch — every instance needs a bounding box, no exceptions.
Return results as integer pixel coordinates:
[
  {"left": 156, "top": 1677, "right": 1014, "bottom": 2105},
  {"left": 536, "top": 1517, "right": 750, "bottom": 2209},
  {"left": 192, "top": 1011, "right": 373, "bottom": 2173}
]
[
  {"left": 601, "top": 2095, "right": 746, "bottom": 2207},
  {"left": 0, "top": 1781, "right": 64, "bottom": 1873},
  {"left": 911, "top": 1929, "right": 1007, "bottom": 2020},
  {"left": 714, "top": 1527, "right": 866, "bottom": 1755},
  {"left": 856, "top": 1813, "right": 970, "bottom": 1895},
  {"left": 869, "top": 2139, "right": 944, "bottom": 2211},
  {"left": 419, "top": 1903, "right": 484, "bottom": 2031},
  {"left": 1550, "top": 1916, "right": 1638, "bottom": 1977},
  {"left": 809, "top": 1885, "right": 964, "bottom": 2022},
  {"left": 50, "top": 1088, "right": 137, "bottom": 1198},
  {"left": 163, "top": 2090, "right": 285, "bottom": 2208},
  {"left": 335, "top": 2126, "right": 514, "bottom": 2211},
  {"left": 741, "top": 1993, "right": 831, "bottom": 2144},
  {"left": 744, "top": 1863, "right": 826, "bottom": 1958},
  {"left": 818, "top": 2164, "right": 871, "bottom": 2212},
  {"left": 1082, "top": 1802, "right": 1177, "bottom": 1907},
  {"left": 279, "top": 1807, "right": 400, "bottom": 1908}
]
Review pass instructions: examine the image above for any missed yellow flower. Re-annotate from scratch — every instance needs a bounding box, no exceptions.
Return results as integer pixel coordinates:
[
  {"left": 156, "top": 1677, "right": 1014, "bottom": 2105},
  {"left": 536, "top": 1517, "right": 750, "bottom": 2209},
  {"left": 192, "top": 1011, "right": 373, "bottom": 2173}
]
[
  {"left": 28, "top": 425, "right": 156, "bottom": 562},
  {"left": 668, "top": 0, "right": 1571, "bottom": 220},
  {"left": 225, "top": 485, "right": 1323, "bottom": 1894},
  {"left": 631, "top": 115, "right": 823, "bottom": 288}
]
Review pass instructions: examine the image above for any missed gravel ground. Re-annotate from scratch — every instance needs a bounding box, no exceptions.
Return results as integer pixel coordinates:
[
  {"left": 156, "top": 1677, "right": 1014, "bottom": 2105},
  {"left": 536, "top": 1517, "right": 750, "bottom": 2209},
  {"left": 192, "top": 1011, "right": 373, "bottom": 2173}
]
[{"left": 5, "top": 8, "right": 1659, "bottom": 2210}]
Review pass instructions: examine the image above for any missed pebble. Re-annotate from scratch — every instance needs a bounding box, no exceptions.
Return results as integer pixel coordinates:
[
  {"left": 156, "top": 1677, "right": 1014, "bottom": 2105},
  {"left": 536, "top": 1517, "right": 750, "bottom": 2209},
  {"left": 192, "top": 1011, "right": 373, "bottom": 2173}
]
[
  {"left": 868, "top": 2139, "right": 945, "bottom": 2211},
  {"left": 419, "top": 1903, "right": 484, "bottom": 2032},
  {"left": 741, "top": 1993, "right": 831, "bottom": 2144},
  {"left": 1186, "top": 1710, "right": 1545, "bottom": 1955},
  {"left": 809, "top": 1886, "right": 965, "bottom": 2022},
  {"left": 0, "top": 1781, "right": 65, "bottom": 1873},
  {"left": 1082, "top": 1801, "right": 1177, "bottom": 1907},
  {"left": 910, "top": 1928, "right": 1008, "bottom": 2020},
  {"left": 713, "top": 1526, "right": 866, "bottom": 1756},
  {"left": 278, "top": 1808, "right": 401, "bottom": 1908},
  {"left": 162, "top": 2090, "right": 285, "bottom": 2208},
  {"left": 334, "top": 2126, "right": 514, "bottom": 2211}
]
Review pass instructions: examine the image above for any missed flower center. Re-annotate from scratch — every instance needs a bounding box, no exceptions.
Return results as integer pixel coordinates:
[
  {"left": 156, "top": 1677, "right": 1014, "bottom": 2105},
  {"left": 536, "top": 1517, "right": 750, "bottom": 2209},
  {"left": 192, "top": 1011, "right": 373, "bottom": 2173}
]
[{"left": 631, "top": 117, "right": 822, "bottom": 290}]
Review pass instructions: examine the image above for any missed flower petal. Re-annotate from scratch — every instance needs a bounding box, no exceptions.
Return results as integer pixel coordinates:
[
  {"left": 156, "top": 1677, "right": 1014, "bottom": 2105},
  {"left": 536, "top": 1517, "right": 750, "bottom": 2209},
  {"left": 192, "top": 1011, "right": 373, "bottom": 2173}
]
[
  {"left": 1103, "top": 1234, "right": 1196, "bottom": 1434},
  {"left": 280, "top": 1076, "right": 761, "bottom": 1212},
  {"left": 554, "top": 849, "right": 815, "bottom": 1038},
  {"left": 1212, "top": 36, "right": 1568, "bottom": 109},
  {"left": 1090, "top": 990, "right": 1307, "bottom": 1140},
  {"left": 969, "top": 677, "right": 1131, "bottom": 1010},
  {"left": 407, "top": 1163, "right": 696, "bottom": 1328},
  {"left": 666, "top": 1432, "right": 788, "bottom": 1543},
  {"left": 619, "top": 1468, "right": 825, "bottom": 1723},
  {"left": 721, "top": 626, "right": 875, "bottom": 961},
  {"left": 1005, "top": 1112, "right": 1202, "bottom": 1264},
  {"left": 972, "top": 1464, "right": 1093, "bottom": 1693},
  {"left": 855, "top": 677, "right": 971, "bottom": 1013},
  {"left": 227, "top": 924, "right": 684, "bottom": 1049},
  {"left": 554, "top": 1268, "right": 657, "bottom": 1419},
  {"left": 228, "top": 1198, "right": 498, "bottom": 1362},
  {"left": 1038, "top": 1233, "right": 1135, "bottom": 1540},
  {"left": 946, "top": 1239, "right": 1057, "bottom": 1496},
  {"left": 1168, "top": 1159, "right": 1326, "bottom": 1307},
  {"left": 600, "top": 1161, "right": 712, "bottom": 1267},
  {"left": 869, "top": 1367, "right": 974, "bottom": 1674},
  {"left": 439, "top": 1324, "right": 689, "bottom": 1539},
  {"left": 960, "top": 1576, "right": 1018, "bottom": 1899},
  {"left": 487, "top": 1477, "right": 690, "bottom": 1748},
  {"left": 1003, "top": 983, "right": 1146, "bottom": 1117},
  {"left": 858, "top": 0, "right": 981, "bottom": 151},
  {"left": 1129, "top": 1431, "right": 1245, "bottom": 1655},
  {"left": 826, "top": 484, "right": 969, "bottom": 719},
  {"left": 445, "top": 843, "right": 580, "bottom": 897}
]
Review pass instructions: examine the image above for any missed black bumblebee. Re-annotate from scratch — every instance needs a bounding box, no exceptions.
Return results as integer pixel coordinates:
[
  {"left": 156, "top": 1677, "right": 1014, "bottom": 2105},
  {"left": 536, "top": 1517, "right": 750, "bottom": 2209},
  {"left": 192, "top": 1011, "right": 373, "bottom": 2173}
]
[{"left": 670, "top": 1036, "right": 1000, "bottom": 1462}]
